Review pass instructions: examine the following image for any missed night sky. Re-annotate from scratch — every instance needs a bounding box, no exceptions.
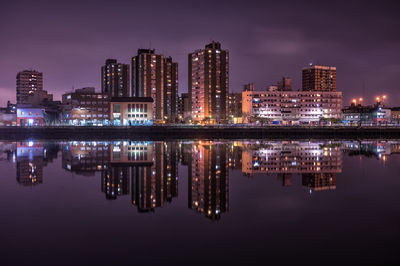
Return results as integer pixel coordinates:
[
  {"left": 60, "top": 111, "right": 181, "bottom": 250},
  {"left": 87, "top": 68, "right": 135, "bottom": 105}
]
[{"left": 1, "top": 0, "right": 399, "bottom": 106}]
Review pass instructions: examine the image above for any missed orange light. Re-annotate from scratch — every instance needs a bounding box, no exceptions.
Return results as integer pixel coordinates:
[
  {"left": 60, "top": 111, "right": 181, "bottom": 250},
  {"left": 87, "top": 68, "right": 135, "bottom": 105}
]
[
  {"left": 383, "top": 95, "right": 387, "bottom": 99},
  {"left": 359, "top": 98, "right": 363, "bottom": 102},
  {"left": 376, "top": 97, "right": 380, "bottom": 102},
  {"left": 352, "top": 99, "right": 357, "bottom": 104}
]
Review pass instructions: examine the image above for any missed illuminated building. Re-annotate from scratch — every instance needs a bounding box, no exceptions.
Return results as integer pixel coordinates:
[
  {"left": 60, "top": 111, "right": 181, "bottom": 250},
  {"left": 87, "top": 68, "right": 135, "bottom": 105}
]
[
  {"left": 188, "top": 141, "right": 229, "bottom": 220},
  {"left": 228, "top": 92, "right": 242, "bottom": 123},
  {"left": 302, "top": 64, "right": 336, "bottom": 92},
  {"left": 16, "top": 70, "right": 47, "bottom": 104},
  {"left": 342, "top": 105, "right": 392, "bottom": 125},
  {"left": 391, "top": 107, "right": 400, "bottom": 124},
  {"left": 131, "top": 49, "right": 178, "bottom": 121},
  {"left": 109, "top": 97, "right": 153, "bottom": 126},
  {"left": 16, "top": 107, "right": 45, "bottom": 126},
  {"left": 62, "top": 87, "right": 110, "bottom": 126},
  {"left": 242, "top": 90, "right": 342, "bottom": 124},
  {"left": 163, "top": 57, "right": 179, "bottom": 122},
  {"left": 0, "top": 102, "right": 17, "bottom": 126},
  {"left": 189, "top": 41, "right": 229, "bottom": 123},
  {"left": 101, "top": 59, "right": 130, "bottom": 97}
]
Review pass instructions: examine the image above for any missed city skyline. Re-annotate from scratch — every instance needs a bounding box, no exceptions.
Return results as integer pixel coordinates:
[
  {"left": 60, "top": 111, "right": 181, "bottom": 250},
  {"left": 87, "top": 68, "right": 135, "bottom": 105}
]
[{"left": 1, "top": 0, "right": 399, "bottom": 106}]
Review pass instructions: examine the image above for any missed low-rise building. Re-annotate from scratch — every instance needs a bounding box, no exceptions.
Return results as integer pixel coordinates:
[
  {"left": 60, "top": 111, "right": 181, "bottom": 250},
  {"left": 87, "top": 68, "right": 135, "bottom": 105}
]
[
  {"left": 110, "top": 97, "right": 153, "bottom": 126},
  {"left": 62, "top": 87, "right": 110, "bottom": 126},
  {"left": 342, "top": 105, "right": 392, "bottom": 125},
  {"left": 16, "top": 107, "right": 45, "bottom": 126},
  {"left": 242, "top": 90, "right": 342, "bottom": 124},
  {"left": 391, "top": 107, "right": 400, "bottom": 124}
]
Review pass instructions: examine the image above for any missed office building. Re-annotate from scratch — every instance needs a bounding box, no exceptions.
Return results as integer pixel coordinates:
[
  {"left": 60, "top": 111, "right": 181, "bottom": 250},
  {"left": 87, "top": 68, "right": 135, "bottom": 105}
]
[
  {"left": 62, "top": 87, "right": 110, "bottom": 126},
  {"left": 109, "top": 97, "right": 153, "bottom": 126},
  {"left": 101, "top": 59, "right": 130, "bottom": 97},
  {"left": 302, "top": 64, "right": 336, "bottom": 92},
  {"left": 188, "top": 41, "right": 229, "bottom": 123}
]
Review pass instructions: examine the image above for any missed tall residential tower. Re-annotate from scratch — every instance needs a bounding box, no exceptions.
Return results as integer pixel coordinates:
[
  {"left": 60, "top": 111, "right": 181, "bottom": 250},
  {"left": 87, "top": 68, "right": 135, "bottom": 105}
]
[
  {"left": 302, "top": 64, "right": 336, "bottom": 92},
  {"left": 101, "top": 59, "right": 130, "bottom": 97},
  {"left": 16, "top": 70, "right": 43, "bottom": 104},
  {"left": 131, "top": 49, "right": 178, "bottom": 121},
  {"left": 188, "top": 41, "right": 229, "bottom": 123}
]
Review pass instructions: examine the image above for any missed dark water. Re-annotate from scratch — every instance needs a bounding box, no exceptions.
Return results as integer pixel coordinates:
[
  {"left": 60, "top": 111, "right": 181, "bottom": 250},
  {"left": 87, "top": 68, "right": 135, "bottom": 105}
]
[{"left": 1, "top": 139, "right": 399, "bottom": 265}]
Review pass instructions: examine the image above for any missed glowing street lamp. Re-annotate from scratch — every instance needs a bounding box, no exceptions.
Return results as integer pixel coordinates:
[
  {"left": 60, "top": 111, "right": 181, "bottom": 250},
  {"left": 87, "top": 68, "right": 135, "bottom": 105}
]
[{"left": 352, "top": 99, "right": 357, "bottom": 105}]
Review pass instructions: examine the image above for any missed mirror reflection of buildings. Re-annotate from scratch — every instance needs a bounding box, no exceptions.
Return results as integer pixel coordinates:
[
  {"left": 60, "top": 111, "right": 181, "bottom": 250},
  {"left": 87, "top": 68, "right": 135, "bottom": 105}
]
[
  {"left": 2, "top": 140, "right": 400, "bottom": 220},
  {"left": 62, "top": 141, "right": 179, "bottom": 212},
  {"left": 0, "top": 141, "right": 59, "bottom": 186}
]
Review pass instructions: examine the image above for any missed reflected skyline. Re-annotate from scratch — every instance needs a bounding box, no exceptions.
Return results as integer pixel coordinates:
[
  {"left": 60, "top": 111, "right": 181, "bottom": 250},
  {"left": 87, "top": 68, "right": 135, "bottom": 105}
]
[{"left": 1, "top": 139, "right": 399, "bottom": 220}]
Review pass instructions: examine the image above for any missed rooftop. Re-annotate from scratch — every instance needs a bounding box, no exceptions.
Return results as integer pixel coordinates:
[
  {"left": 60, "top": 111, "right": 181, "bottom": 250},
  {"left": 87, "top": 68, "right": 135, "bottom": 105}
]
[{"left": 111, "top": 97, "right": 154, "bottom": 103}]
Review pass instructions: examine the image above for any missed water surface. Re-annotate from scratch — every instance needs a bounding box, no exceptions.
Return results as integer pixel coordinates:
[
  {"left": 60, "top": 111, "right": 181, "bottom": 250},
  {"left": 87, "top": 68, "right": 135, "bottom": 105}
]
[{"left": 1, "top": 140, "right": 399, "bottom": 265}]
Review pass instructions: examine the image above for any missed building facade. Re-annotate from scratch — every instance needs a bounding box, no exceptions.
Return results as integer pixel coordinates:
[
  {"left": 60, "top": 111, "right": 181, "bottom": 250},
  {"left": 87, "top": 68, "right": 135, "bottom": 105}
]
[
  {"left": 163, "top": 57, "right": 179, "bottom": 122},
  {"left": 242, "top": 90, "right": 342, "bottom": 124},
  {"left": 391, "top": 107, "right": 400, "bottom": 124},
  {"left": 110, "top": 97, "right": 153, "bottom": 126},
  {"left": 342, "top": 105, "right": 392, "bottom": 125},
  {"left": 178, "top": 93, "right": 190, "bottom": 121},
  {"left": 188, "top": 41, "right": 229, "bottom": 123},
  {"left": 101, "top": 59, "right": 130, "bottom": 97},
  {"left": 62, "top": 87, "right": 110, "bottom": 126},
  {"left": 17, "top": 70, "right": 53, "bottom": 104},
  {"left": 228, "top": 92, "right": 242, "bottom": 123},
  {"left": 131, "top": 49, "right": 178, "bottom": 122},
  {"left": 16, "top": 107, "right": 45, "bottom": 126},
  {"left": 302, "top": 64, "right": 336, "bottom": 92}
]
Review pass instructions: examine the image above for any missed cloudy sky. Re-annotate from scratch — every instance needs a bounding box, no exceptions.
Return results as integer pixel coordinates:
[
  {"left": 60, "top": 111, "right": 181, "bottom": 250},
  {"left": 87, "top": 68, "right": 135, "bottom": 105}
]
[{"left": 1, "top": 0, "right": 399, "bottom": 106}]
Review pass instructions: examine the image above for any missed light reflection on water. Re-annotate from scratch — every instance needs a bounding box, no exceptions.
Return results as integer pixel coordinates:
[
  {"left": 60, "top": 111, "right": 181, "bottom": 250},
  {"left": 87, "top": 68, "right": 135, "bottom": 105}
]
[{"left": 0, "top": 139, "right": 399, "bottom": 265}]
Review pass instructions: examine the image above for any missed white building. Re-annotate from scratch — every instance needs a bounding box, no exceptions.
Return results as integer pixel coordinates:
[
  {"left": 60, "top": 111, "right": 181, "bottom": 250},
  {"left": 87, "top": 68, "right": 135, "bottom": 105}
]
[{"left": 242, "top": 90, "right": 342, "bottom": 124}]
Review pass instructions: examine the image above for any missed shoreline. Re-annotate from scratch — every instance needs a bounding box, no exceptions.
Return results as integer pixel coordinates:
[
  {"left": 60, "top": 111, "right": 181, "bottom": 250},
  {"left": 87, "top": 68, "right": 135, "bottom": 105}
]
[{"left": 0, "top": 126, "right": 399, "bottom": 140}]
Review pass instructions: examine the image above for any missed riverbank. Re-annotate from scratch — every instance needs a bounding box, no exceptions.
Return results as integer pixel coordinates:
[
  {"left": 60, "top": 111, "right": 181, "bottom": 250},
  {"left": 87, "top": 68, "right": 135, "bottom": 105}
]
[{"left": 0, "top": 125, "right": 400, "bottom": 140}]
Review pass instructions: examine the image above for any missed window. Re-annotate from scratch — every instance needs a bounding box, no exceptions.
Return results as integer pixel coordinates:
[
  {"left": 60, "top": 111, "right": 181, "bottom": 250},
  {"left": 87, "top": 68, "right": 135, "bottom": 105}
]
[
  {"left": 113, "top": 104, "right": 120, "bottom": 113},
  {"left": 128, "top": 104, "right": 131, "bottom": 112},
  {"left": 144, "top": 104, "right": 147, "bottom": 112}
]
